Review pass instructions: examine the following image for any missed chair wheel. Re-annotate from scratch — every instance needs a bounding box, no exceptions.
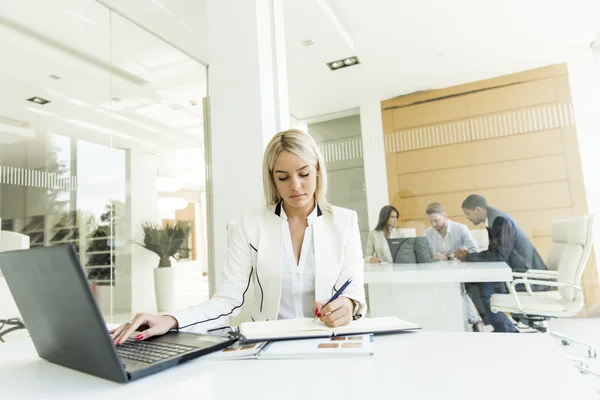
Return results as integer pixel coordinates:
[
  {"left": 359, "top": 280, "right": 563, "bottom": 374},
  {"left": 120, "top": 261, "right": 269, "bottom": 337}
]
[
  {"left": 562, "top": 340, "right": 570, "bottom": 346},
  {"left": 588, "top": 349, "right": 597, "bottom": 358}
]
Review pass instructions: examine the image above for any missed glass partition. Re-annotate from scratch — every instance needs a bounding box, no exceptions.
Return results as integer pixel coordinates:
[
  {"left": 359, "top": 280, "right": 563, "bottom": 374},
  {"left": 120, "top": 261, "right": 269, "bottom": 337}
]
[{"left": 0, "top": 1, "right": 208, "bottom": 325}]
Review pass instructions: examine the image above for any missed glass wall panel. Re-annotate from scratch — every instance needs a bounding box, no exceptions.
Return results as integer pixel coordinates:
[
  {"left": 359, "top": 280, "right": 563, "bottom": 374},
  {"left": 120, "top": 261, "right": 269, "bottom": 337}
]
[{"left": 0, "top": 1, "right": 208, "bottom": 330}]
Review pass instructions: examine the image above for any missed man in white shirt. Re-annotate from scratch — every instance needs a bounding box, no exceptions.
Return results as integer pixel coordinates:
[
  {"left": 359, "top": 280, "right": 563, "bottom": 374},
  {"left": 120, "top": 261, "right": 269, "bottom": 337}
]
[{"left": 424, "top": 202, "right": 484, "bottom": 332}]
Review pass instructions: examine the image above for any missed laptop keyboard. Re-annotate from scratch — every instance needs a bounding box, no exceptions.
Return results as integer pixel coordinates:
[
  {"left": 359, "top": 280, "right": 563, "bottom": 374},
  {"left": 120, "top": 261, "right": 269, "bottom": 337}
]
[{"left": 116, "top": 339, "right": 197, "bottom": 364}]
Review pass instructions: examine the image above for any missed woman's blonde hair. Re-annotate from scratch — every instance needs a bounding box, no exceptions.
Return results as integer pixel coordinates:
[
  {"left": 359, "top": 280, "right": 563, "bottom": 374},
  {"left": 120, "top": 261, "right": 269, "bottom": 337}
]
[{"left": 263, "top": 129, "right": 331, "bottom": 213}]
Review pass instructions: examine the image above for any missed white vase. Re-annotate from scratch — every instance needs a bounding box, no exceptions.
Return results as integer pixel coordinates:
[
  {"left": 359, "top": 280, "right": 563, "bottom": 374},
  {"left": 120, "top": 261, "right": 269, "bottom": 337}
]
[{"left": 154, "top": 267, "right": 177, "bottom": 312}]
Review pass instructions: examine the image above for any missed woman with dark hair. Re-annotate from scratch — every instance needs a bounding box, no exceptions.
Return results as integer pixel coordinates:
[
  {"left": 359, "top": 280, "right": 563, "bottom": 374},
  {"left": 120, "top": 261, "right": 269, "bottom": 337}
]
[{"left": 365, "top": 205, "right": 399, "bottom": 263}]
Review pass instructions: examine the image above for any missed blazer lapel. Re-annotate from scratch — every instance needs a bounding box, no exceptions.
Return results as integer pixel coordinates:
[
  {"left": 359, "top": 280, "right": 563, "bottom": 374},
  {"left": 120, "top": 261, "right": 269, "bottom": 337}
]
[{"left": 258, "top": 206, "right": 284, "bottom": 320}]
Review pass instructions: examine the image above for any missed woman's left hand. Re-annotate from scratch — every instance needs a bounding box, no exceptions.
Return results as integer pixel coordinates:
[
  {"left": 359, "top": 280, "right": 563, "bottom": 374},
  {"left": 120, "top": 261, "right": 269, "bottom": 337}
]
[{"left": 314, "top": 297, "right": 354, "bottom": 327}]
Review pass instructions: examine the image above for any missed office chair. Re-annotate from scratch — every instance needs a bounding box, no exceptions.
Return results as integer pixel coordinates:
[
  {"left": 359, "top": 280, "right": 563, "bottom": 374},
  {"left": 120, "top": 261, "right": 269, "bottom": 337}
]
[
  {"left": 490, "top": 215, "right": 596, "bottom": 358},
  {"left": 470, "top": 229, "right": 489, "bottom": 251}
]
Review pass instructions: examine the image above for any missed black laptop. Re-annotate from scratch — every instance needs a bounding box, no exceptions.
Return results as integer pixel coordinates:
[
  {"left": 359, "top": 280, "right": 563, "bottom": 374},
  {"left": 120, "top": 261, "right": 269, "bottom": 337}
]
[{"left": 0, "top": 244, "right": 236, "bottom": 383}]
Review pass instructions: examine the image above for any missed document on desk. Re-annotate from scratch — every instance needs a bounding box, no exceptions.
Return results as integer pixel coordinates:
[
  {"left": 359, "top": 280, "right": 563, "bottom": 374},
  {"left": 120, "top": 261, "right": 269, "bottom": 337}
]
[
  {"left": 239, "top": 316, "right": 420, "bottom": 342},
  {"left": 208, "top": 334, "right": 374, "bottom": 360}
]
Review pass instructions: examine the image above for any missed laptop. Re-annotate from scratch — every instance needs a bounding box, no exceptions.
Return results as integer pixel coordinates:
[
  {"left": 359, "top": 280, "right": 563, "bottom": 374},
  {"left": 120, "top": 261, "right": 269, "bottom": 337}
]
[
  {"left": 0, "top": 244, "right": 237, "bottom": 383},
  {"left": 387, "top": 237, "right": 435, "bottom": 264}
]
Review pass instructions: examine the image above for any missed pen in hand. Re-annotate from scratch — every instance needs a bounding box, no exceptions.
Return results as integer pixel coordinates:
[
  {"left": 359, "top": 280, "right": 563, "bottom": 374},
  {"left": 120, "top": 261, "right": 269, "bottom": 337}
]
[{"left": 313, "top": 278, "right": 353, "bottom": 322}]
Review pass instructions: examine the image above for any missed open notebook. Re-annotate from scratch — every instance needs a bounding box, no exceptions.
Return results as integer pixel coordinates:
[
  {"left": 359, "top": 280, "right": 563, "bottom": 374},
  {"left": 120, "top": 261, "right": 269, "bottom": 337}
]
[
  {"left": 208, "top": 334, "right": 374, "bottom": 360},
  {"left": 238, "top": 316, "right": 419, "bottom": 342}
]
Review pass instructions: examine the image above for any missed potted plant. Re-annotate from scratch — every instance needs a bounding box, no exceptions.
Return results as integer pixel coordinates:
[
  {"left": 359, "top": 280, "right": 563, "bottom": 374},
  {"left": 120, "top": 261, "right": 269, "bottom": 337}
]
[{"left": 140, "top": 221, "right": 188, "bottom": 311}]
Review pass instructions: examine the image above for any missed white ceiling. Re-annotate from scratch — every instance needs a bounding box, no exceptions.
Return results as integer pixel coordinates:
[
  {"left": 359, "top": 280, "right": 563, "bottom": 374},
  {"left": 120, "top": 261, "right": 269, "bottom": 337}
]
[
  {"left": 0, "top": 0, "right": 206, "bottom": 152},
  {"left": 285, "top": 0, "right": 600, "bottom": 119},
  {"left": 98, "top": 0, "right": 600, "bottom": 121},
  {"left": 2, "top": 0, "right": 599, "bottom": 149}
]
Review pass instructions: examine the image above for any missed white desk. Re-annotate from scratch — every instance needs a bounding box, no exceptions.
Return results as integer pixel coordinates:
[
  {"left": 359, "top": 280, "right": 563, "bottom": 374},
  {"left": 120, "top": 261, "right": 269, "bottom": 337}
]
[
  {"left": 0, "top": 332, "right": 596, "bottom": 399},
  {"left": 365, "top": 261, "right": 512, "bottom": 331}
]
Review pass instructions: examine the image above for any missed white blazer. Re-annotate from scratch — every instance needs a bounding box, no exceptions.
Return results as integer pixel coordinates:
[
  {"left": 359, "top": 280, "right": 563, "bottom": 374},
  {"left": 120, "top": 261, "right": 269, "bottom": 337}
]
[{"left": 171, "top": 202, "right": 367, "bottom": 331}]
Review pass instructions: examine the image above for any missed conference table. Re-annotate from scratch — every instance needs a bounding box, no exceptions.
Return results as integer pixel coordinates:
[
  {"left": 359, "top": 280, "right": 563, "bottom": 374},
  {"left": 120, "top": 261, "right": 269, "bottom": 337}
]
[
  {"left": 364, "top": 261, "right": 512, "bottom": 331},
  {"left": 0, "top": 331, "right": 596, "bottom": 399}
]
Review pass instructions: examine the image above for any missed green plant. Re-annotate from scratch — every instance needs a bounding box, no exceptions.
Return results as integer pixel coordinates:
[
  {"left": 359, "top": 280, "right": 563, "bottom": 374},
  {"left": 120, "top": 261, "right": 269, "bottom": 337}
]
[{"left": 140, "top": 221, "right": 188, "bottom": 268}]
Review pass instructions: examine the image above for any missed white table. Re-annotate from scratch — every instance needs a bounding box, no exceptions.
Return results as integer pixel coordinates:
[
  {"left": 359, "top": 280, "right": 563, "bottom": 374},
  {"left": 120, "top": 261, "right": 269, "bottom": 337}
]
[
  {"left": 365, "top": 261, "right": 512, "bottom": 331},
  {"left": 0, "top": 332, "right": 596, "bottom": 399}
]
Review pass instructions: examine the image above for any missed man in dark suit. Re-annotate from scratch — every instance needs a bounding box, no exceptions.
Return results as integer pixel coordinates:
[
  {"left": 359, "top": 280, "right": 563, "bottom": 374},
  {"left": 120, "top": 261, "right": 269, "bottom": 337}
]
[{"left": 454, "top": 194, "right": 548, "bottom": 332}]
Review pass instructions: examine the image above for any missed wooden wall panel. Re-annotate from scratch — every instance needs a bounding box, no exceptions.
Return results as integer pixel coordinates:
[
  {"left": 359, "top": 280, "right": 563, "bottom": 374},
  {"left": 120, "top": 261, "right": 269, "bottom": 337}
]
[
  {"left": 466, "top": 78, "right": 557, "bottom": 116},
  {"left": 474, "top": 155, "right": 567, "bottom": 189},
  {"left": 397, "top": 168, "right": 477, "bottom": 197},
  {"left": 392, "top": 96, "right": 469, "bottom": 130},
  {"left": 394, "top": 129, "right": 563, "bottom": 175},
  {"left": 395, "top": 141, "right": 474, "bottom": 175},
  {"left": 396, "top": 182, "right": 571, "bottom": 221},
  {"left": 472, "top": 129, "right": 564, "bottom": 165},
  {"left": 396, "top": 154, "right": 567, "bottom": 198},
  {"left": 382, "top": 64, "right": 567, "bottom": 110}
]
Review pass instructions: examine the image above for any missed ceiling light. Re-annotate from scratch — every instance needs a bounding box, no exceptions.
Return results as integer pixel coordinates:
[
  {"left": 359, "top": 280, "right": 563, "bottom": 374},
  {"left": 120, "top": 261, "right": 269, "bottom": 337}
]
[
  {"left": 302, "top": 39, "right": 314, "bottom": 46},
  {"left": 26, "top": 96, "right": 51, "bottom": 105},
  {"left": 327, "top": 56, "right": 360, "bottom": 71},
  {"left": 48, "top": 74, "right": 61, "bottom": 80}
]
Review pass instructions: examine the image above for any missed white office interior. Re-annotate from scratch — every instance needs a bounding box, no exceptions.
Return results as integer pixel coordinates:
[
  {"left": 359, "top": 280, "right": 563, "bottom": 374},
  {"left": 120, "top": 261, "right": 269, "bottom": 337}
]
[{"left": 2, "top": 0, "right": 600, "bottom": 397}]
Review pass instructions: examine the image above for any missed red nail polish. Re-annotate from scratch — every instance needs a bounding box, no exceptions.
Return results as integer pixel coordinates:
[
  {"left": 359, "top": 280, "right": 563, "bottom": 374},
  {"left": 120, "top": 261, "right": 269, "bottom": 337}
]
[
  {"left": 135, "top": 334, "right": 143, "bottom": 340},
  {"left": 314, "top": 308, "right": 318, "bottom": 316},
  {"left": 317, "top": 313, "right": 321, "bottom": 318}
]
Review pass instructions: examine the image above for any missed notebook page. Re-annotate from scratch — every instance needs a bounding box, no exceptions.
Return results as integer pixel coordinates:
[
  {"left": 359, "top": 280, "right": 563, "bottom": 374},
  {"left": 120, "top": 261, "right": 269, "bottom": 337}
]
[
  {"left": 331, "top": 316, "right": 420, "bottom": 336},
  {"left": 240, "top": 318, "right": 332, "bottom": 340}
]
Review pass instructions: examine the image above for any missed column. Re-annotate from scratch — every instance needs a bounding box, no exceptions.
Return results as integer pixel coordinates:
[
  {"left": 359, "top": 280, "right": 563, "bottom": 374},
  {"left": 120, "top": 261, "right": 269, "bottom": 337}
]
[
  {"left": 205, "top": 0, "right": 290, "bottom": 294},
  {"left": 360, "top": 99, "right": 389, "bottom": 230}
]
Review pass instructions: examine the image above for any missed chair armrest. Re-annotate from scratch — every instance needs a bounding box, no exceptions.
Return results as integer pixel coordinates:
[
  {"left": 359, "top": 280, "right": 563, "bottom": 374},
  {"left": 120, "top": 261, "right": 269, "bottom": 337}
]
[
  {"left": 500, "top": 279, "right": 582, "bottom": 314},
  {"left": 512, "top": 271, "right": 558, "bottom": 280},
  {"left": 511, "top": 278, "right": 581, "bottom": 294},
  {"left": 512, "top": 272, "right": 559, "bottom": 296}
]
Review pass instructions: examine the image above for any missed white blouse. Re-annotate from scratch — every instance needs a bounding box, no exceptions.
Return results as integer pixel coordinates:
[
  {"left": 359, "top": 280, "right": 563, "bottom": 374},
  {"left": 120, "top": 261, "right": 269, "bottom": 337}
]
[{"left": 277, "top": 205, "right": 318, "bottom": 319}]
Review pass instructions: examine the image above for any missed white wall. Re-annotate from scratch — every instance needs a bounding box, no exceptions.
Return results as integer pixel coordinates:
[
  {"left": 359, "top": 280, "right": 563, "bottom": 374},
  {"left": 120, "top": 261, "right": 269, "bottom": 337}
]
[{"left": 567, "top": 46, "right": 600, "bottom": 268}]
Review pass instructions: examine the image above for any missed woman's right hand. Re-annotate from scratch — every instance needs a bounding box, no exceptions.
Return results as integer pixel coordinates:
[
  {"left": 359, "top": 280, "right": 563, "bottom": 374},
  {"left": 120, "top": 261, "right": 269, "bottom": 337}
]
[
  {"left": 369, "top": 256, "right": 381, "bottom": 263},
  {"left": 109, "top": 313, "right": 178, "bottom": 345}
]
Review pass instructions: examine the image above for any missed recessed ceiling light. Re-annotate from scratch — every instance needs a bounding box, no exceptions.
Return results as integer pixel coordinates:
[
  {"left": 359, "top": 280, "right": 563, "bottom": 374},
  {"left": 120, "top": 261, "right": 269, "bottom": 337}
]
[
  {"left": 327, "top": 56, "right": 360, "bottom": 71},
  {"left": 48, "top": 74, "right": 61, "bottom": 80},
  {"left": 26, "top": 96, "right": 51, "bottom": 105},
  {"left": 302, "top": 39, "right": 314, "bottom": 46}
]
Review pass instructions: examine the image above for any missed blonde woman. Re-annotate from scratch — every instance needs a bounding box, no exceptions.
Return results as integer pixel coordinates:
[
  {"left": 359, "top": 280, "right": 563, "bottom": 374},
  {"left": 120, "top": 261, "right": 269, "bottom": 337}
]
[{"left": 111, "top": 129, "right": 366, "bottom": 344}]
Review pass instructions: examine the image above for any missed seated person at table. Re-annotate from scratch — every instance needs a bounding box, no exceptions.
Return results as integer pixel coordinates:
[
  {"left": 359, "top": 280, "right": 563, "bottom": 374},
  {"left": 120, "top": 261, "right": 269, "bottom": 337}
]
[
  {"left": 455, "top": 194, "right": 548, "bottom": 333},
  {"left": 365, "top": 205, "right": 399, "bottom": 263},
  {"left": 424, "top": 202, "right": 484, "bottom": 332},
  {"left": 110, "top": 129, "right": 366, "bottom": 344}
]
